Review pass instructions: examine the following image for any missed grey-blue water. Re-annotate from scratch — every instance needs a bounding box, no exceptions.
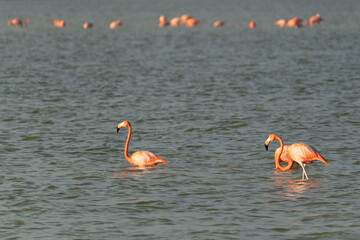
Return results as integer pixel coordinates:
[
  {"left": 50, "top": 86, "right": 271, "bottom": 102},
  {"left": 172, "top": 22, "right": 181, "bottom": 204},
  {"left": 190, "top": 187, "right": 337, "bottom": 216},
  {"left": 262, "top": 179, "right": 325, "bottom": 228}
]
[{"left": 1, "top": 0, "right": 360, "bottom": 239}]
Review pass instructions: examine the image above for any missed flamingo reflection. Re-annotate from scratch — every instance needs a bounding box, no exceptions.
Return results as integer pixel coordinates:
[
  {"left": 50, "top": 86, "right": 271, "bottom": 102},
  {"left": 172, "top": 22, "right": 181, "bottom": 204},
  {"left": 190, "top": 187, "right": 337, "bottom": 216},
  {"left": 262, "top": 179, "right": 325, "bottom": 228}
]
[
  {"left": 112, "top": 166, "right": 163, "bottom": 179},
  {"left": 269, "top": 177, "right": 322, "bottom": 199}
]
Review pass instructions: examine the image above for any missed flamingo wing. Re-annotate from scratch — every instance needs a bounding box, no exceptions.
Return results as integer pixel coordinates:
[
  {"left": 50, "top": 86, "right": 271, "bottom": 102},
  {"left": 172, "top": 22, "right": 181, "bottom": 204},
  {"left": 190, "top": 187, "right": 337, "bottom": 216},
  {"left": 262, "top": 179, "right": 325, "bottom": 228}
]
[
  {"left": 288, "top": 143, "right": 323, "bottom": 164},
  {"left": 131, "top": 151, "right": 167, "bottom": 167}
]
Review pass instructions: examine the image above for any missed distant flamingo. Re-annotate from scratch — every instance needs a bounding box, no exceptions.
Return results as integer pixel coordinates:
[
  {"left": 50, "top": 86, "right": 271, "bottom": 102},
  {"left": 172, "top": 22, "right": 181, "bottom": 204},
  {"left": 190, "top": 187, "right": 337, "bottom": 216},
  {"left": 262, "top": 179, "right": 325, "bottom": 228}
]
[
  {"left": 213, "top": 21, "right": 225, "bottom": 27},
  {"left": 83, "top": 22, "right": 93, "bottom": 29},
  {"left": 185, "top": 17, "right": 200, "bottom": 28},
  {"left": 170, "top": 17, "right": 181, "bottom": 27},
  {"left": 53, "top": 19, "right": 66, "bottom": 28},
  {"left": 265, "top": 134, "right": 328, "bottom": 180},
  {"left": 249, "top": 20, "right": 256, "bottom": 29},
  {"left": 180, "top": 14, "right": 191, "bottom": 24},
  {"left": 286, "top": 17, "right": 302, "bottom": 28},
  {"left": 109, "top": 20, "right": 122, "bottom": 29},
  {"left": 117, "top": 121, "right": 169, "bottom": 167},
  {"left": 309, "top": 13, "right": 323, "bottom": 26},
  {"left": 158, "top": 15, "right": 168, "bottom": 27},
  {"left": 8, "top": 18, "right": 22, "bottom": 27},
  {"left": 24, "top": 18, "right": 31, "bottom": 24},
  {"left": 275, "top": 19, "right": 287, "bottom": 28}
]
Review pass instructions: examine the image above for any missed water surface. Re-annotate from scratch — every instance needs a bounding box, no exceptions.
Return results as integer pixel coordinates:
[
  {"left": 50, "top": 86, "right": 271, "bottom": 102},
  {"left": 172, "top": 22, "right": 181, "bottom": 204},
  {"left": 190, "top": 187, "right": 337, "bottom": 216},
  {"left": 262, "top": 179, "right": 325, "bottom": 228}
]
[{"left": 1, "top": 0, "right": 360, "bottom": 239}]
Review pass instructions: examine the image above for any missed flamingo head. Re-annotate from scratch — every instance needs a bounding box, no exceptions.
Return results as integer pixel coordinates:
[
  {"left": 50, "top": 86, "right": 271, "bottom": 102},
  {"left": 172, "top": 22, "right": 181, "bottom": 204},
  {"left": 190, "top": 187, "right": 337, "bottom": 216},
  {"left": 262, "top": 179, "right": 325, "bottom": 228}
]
[
  {"left": 117, "top": 120, "right": 130, "bottom": 132},
  {"left": 264, "top": 134, "right": 280, "bottom": 151}
]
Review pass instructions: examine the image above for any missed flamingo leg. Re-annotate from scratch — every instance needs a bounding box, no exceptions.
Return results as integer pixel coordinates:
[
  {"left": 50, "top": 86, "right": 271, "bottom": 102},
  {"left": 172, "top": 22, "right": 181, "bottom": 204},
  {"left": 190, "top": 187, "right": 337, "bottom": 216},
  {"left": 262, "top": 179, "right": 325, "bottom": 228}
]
[{"left": 300, "top": 163, "right": 309, "bottom": 180}]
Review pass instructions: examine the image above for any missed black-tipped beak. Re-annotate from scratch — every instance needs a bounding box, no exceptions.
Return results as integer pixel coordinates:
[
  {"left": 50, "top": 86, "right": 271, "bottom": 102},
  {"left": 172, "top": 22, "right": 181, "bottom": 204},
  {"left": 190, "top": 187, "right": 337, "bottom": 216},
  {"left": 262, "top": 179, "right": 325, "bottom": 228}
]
[
  {"left": 265, "top": 144, "right": 268, "bottom": 151},
  {"left": 117, "top": 127, "right": 120, "bottom": 133}
]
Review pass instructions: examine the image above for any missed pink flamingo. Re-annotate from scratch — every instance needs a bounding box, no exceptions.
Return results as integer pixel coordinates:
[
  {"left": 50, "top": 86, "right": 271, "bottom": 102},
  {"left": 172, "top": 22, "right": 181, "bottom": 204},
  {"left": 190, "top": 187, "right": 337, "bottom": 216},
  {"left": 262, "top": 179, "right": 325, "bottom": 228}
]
[
  {"left": 170, "top": 17, "right": 181, "bottom": 27},
  {"left": 117, "top": 121, "right": 168, "bottom": 167},
  {"left": 286, "top": 17, "right": 302, "bottom": 28},
  {"left": 309, "top": 13, "right": 323, "bottom": 26},
  {"left": 109, "top": 20, "right": 122, "bottom": 29},
  {"left": 275, "top": 19, "right": 287, "bottom": 28},
  {"left": 53, "top": 19, "right": 65, "bottom": 28},
  {"left": 158, "top": 15, "right": 168, "bottom": 27},
  {"left": 265, "top": 134, "right": 328, "bottom": 180},
  {"left": 83, "top": 22, "right": 93, "bottom": 29},
  {"left": 185, "top": 17, "right": 200, "bottom": 28},
  {"left": 249, "top": 20, "right": 256, "bottom": 29},
  {"left": 213, "top": 21, "right": 225, "bottom": 27},
  {"left": 8, "top": 18, "right": 23, "bottom": 27}
]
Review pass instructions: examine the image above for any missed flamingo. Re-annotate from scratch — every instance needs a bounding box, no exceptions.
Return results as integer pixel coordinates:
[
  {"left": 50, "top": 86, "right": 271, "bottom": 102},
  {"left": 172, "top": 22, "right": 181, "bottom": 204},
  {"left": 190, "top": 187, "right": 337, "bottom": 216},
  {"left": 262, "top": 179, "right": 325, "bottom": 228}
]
[
  {"left": 286, "top": 17, "right": 302, "bottom": 28},
  {"left": 180, "top": 14, "right": 191, "bottom": 24},
  {"left": 275, "top": 19, "right": 287, "bottom": 28},
  {"left": 249, "top": 20, "right": 256, "bottom": 29},
  {"left": 117, "top": 121, "right": 169, "bottom": 167},
  {"left": 265, "top": 134, "right": 328, "bottom": 180},
  {"left": 109, "top": 20, "right": 122, "bottom": 29},
  {"left": 213, "top": 21, "right": 225, "bottom": 27},
  {"left": 53, "top": 19, "right": 66, "bottom": 28},
  {"left": 309, "top": 13, "right": 323, "bottom": 26},
  {"left": 8, "top": 18, "right": 23, "bottom": 27},
  {"left": 170, "top": 17, "right": 181, "bottom": 27},
  {"left": 83, "top": 22, "right": 93, "bottom": 29},
  {"left": 158, "top": 15, "right": 168, "bottom": 27},
  {"left": 185, "top": 17, "right": 200, "bottom": 28}
]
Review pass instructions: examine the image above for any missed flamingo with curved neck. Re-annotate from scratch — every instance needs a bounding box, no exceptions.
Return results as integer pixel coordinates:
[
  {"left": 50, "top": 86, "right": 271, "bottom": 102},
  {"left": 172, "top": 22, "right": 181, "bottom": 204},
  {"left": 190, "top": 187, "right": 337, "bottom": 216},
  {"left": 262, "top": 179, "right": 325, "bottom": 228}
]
[
  {"left": 265, "top": 134, "right": 328, "bottom": 180},
  {"left": 265, "top": 134, "right": 294, "bottom": 171},
  {"left": 117, "top": 121, "right": 168, "bottom": 167}
]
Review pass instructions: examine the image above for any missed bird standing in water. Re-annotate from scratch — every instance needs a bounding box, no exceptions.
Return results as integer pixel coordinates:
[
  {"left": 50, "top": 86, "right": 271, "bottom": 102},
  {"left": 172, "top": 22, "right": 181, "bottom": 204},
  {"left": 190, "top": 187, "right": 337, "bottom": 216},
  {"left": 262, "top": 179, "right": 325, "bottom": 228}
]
[
  {"left": 117, "top": 121, "right": 168, "bottom": 167},
  {"left": 265, "top": 134, "right": 328, "bottom": 180}
]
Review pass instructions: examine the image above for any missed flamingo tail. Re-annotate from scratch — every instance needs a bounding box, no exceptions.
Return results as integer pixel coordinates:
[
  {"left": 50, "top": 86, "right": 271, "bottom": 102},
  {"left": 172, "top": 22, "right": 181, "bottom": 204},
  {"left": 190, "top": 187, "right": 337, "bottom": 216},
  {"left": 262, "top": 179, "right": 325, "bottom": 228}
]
[
  {"left": 317, "top": 153, "right": 329, "bottom": 166},
  {"left": 150, "top": 157, "right": 169, "bottom": 166}
]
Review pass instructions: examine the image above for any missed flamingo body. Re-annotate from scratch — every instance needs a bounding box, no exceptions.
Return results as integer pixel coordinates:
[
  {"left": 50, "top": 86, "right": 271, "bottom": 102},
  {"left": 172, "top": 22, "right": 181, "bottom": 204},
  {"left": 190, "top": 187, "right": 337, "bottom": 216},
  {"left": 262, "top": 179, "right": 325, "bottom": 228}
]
[
  {"left": 213, "top": 21, "right": 225, "bottom": 27},
  {"left": 117, "top": 121, "right": 168, "bottom": 167},
  {"left": 130, "top": 151, "right": 167, "bottom": 167},
  {"left": 170, "top": 17, "right": 181, "bottom": 27},
  {"left": 249, "top": 20, "right": 256, "bottom": 29},
  {"left": 53, "top": 19, "right": 66, "bottom": 28},
  {"left": 287, "top": 143, "right": 328, "bottom": 165},
  {"left": 109, "top": 20, "right": 122, "bottom": 29},
  {"left": 275, "top": 19, "right": 287, "bottom": 28},
  {"left": 8, "top": 18, "right": 23, "bottom": 27},
  {"left": 265, "top": 134, "right": 328, "bottom": 180}
]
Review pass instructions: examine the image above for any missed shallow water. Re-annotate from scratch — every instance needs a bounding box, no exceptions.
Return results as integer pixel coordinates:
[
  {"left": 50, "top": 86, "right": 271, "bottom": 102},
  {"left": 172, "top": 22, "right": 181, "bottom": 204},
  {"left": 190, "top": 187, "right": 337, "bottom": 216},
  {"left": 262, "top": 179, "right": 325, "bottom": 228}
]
[{"left": 1, "top": 0, "right": 360, "bottom": 239}]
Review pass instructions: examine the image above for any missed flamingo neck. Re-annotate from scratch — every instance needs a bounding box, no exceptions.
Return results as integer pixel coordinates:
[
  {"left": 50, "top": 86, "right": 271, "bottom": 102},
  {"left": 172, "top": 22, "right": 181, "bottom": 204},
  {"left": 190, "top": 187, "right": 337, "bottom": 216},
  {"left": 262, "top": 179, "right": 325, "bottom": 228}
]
[
  {"left": 275, "top": 136, "right": 294, "bottom": 171},
  {"left": 124, "top": 125, "right": 132, "bottom": 162}
]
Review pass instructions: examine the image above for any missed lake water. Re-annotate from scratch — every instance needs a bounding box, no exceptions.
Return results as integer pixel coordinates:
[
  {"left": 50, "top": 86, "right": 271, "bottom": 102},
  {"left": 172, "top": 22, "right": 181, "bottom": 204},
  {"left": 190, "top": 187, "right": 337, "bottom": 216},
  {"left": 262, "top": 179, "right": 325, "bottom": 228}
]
[{"left": 1, "top": 0, "right": 360, "bottom": 239}]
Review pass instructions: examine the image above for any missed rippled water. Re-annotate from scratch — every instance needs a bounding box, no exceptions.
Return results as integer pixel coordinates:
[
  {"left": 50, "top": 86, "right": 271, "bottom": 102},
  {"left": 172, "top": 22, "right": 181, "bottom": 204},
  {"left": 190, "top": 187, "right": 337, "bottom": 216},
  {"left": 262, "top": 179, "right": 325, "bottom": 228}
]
[{"left": 1, "top": 0, "right": 360, "bottom": 239}]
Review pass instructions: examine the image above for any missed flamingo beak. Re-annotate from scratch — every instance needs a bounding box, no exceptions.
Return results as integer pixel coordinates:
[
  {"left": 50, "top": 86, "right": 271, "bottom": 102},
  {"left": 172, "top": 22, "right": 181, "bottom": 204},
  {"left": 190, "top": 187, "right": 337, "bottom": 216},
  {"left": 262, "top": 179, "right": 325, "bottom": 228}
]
[
  {"left": 265, "top": 144, "right": 269, "bottom": 151},
  {"left": 117, "top": 127, "right": 120, "bottom": 132}
]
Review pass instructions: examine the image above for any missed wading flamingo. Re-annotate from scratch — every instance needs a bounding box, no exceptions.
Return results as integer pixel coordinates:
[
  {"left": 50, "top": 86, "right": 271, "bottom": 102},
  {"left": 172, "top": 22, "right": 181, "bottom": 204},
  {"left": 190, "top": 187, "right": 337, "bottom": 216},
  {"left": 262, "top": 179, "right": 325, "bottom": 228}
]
[
  {"left": 83, "top": 22, "right": 93, "bottom": 29},
  {"left": 275, "top": 19, "right": 287, "bottom": 28},
  {"left": 249, "top": 20, "right": 256, "bottom": 29},
  {"left": 170, "top": 17, "right": 181, "bottom": 27},
  {"left": 117, "top": 121, "right": 168, "bottom": 167},
  {"left": 265, "top": 134, "right": 328, "bottom": 180},
  {"left": 53, "top": 19, "right": 66, "bottom": 28},
  {"left": 109, "top": 20, "right": 122, "bottom": 29},
  {"left": 185, "top": 17, "right": 200, "bottom": 28},
  {"left": 286, "top": 17, "right": 302, "bottom": 28},
  {"left": 213, "top": 21, "right": 225, "bottom": 27},
  {"left": 309, "top": 13, "right": 323, "bottom": 26},
  {"left": 158, "top": 15, "right": 168, "bottom": 27},
  {"left": 8, "top": 18, "right": 23, "bottom": 27}
]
